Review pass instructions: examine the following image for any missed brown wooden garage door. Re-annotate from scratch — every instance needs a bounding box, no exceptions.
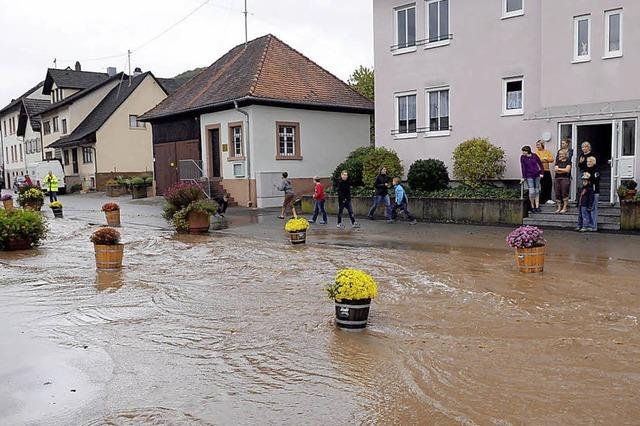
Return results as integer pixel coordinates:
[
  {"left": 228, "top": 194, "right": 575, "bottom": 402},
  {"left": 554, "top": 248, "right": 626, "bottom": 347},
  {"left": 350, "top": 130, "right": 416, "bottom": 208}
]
[{"left": 154, "top": 139, "right": 201, "bottom": 195}]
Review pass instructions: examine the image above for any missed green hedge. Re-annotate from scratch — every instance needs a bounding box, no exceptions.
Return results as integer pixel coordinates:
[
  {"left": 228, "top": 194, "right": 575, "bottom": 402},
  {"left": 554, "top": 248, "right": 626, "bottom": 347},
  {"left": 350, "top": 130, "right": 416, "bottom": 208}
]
[{"left": 327, "top": 184, "right": 519, "bottom": 200}]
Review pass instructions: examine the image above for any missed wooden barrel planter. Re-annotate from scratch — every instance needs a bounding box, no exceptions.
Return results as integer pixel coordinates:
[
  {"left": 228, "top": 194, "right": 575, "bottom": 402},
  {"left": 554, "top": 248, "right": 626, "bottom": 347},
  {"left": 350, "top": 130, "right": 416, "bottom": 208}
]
[
  {"left": 24, "top": 201, "right": 43, "bottom": 211},
  {"left": 334, "top": 298, "right": 371, "bottom": 329},
  {"left": 4, "top": 238, "right": 34, "bottom": 251},
  {"left": 131, "top": 185, "right": 148, "bottom": 199},
  {"left": 515, "top": 246, "right": 545, "bottom": 273},
  {"left": 94, "top": 243, "right": 124, "bottom": 270},
  {"left": 2, "top": 199, "right": 13, "bottom": 210},
  {"left": 105, "top": 210, "right": 121, "bottom": 226},
  {"left": 187, "top": 211, "right": 210, "bottom": 233},
  {"left": 51, "top": 207, "right": 63, "bottom": 218},
  {"left": 288, "top": 230, "right": 307, "bottom": 245}
]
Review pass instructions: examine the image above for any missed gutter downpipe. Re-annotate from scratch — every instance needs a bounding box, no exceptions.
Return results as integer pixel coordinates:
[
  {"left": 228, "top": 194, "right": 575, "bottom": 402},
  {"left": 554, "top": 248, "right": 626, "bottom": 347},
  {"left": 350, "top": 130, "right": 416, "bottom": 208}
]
[{"left": 234, "top": 101, "right": 252, "bottom": 207}]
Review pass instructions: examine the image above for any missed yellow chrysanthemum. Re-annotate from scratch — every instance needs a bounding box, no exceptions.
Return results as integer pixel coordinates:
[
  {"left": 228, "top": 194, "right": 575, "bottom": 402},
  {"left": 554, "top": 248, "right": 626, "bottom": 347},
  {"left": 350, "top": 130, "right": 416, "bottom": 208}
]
[
  {"left": 326, "top": 268, "right": 378, "bottom": 301},
  {"left": 285, "top": 217, "right": 310, "bottom": 232}
]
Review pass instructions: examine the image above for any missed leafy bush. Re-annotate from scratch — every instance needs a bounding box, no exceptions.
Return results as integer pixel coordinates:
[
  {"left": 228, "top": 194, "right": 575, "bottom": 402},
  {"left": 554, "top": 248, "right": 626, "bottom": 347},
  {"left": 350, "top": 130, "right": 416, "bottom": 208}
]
[
  {"left": 0, "top": 209, "right": 48, "bottom": 248},
  {"left": 407, "top": 159, "right": 450, "bottom": 192},
  {"left": 414, "top": 185, "right": 520, "bottom": 199},
  {"left": 452, "top": 138, "right": 506, "bottom": 187},
  {"left": 115, "top": 176, "right": 131, "bottom": 186},
  {"left": 90, "top": 227, "right": 121, "bottom": 245},
  {"left": 102, "top": 202, "right": 120, "bottom": 212},
  {"left": 362, "top": 147, "right": 403, "bottom": 187},
  {"left": 131, "top": 177, "right": 146, "bottom": 187},
  {"left": 105, "top": 179, "right": 119, "bottom": 186},
  {"left": 331, "top": 146, "right": 375, "bottom": 189},
  {"left": 621, "top": 179, "right": 637, "bottom": 190},
  {"left": 164, "top": 183, "right": 204, "bottom": 210},
  {"left": 325, "top": 268, "right": 378, "bottom": 301},
  {"left": 170, "top": 200, "right": 218, "bottom": 231},
  {"left": 18, "top": 188, "right": 45, "bottom": 207},
  {"left": 143, "top": 176, "right": 154, "bottom": 185}
]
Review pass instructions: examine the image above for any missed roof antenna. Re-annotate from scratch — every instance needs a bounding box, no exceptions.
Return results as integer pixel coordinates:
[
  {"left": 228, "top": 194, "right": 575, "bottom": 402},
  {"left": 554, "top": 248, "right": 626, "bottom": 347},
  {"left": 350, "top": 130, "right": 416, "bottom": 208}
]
[
  {"left": 127, "top": 49, "right": 132, "bottom": 86},
  {"left": 53, "top": 58, "right": 57, "bottom": 68},
  {"left": 244, "top": 0, "right": 248, "bottom": 48}
]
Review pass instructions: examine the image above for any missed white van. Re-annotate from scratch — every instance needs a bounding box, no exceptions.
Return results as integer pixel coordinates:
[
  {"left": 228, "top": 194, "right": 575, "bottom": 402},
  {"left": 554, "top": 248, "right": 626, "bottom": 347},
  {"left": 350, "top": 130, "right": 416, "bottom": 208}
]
[{"left": 31, "top": 160, "right": 66, "bottom": 193}]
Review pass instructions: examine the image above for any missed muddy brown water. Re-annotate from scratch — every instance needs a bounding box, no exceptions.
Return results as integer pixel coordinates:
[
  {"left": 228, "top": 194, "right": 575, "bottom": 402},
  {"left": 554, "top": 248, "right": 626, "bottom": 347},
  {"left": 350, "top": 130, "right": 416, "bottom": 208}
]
[{"left": 1, "top": 218, "right": 639, "bottom": 425}]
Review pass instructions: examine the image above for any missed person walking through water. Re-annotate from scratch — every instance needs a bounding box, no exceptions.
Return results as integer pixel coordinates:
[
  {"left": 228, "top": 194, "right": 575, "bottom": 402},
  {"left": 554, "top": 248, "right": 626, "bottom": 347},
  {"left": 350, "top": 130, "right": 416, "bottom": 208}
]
[
  {"left": 390, "top": 177, "right": 417, "bottom": 224},
  {"left": 535, "top": 140, "right": 554, "bottom": 204},
  {"left": 276, "top": 172, "right": 296, "bottom": 219},
  {"left": 336, "top": 170, "right": 360, "bottom": 229},
  {"left": 520, "top": 145, "right": 544, "bottom": 213},
  {"left": 43, "top": 170, "right": 59, "bottom": 202},
  {"left": 309, "top": 176, "right": 327, "bottom": 224},
  {"left": 367, "top": 167, "right": 391, "bottom": 221}
]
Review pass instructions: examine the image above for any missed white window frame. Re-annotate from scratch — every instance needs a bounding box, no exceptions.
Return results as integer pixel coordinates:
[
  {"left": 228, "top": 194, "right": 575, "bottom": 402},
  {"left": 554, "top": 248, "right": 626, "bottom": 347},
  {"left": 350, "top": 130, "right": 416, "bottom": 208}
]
[
  {"left": 425, "top": 0, "right": 450, "bottom": 49},
  {"left": 232, "top": 126, "right": 243, "bottom": 157},
  {"left": 502, "top": 76, "right": 524, "bottom": 116},
  {"left": 425, "top": 86, "right": 450, "bottom": 137},
  {"left": 573, "top": 14, "right": 591, "bottom": 63},
  {"left": 129, "top": 114, "right": 145, "bottom": 129},
  {"left": 604, "top": 9, "right": 623, "bottom": 59},
  {"left": 502, "top": 0, "right": 524, "bottom": 19},
  {"left": 393, "top": 4, "right": 417, "bottom": 55},
  {"left": 394, "top": 91, "right": 418, "bottom": 139},
  {"left": 278, "top": 125, "right": 296, "bottom": 157}
]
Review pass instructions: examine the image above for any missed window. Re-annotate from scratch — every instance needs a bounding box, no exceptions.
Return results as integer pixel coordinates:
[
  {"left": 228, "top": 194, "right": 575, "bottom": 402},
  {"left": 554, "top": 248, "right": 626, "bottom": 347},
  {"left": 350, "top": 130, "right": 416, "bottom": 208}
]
[
  {"left": 12, "top": 116, "right": 15, "bottom": 134},
  {"left": 395, "top": 92, "right": 417, "bottom": 136},
  {"left": 63, "top": 150, "right": 70, "bottom": 166},
  {"left": 604, "top": 9, "right": 623, "bottom": 58},
  {"left": 43, "top": 121, "right": 51, "bottom": 135},
  {"left": 19, "top": 144, "right": 23, "bottom": 161},
  {"left": 394, "top": 4, "right": 416, "bottom": 52},
  {"left": 2, "top": 120, "right": 6, "bottom": 136},
  {"left": 426, "top": 0, "right": 450, "bottom": 46},
  {"left": 233, "top": 163, "right": 245, "bottom": 177},
  {"left": 276, "top": 122, "right": 302, "bottom": 159},
  {"left": 82, "top": 147, "right": 93, "bottom": 163},
  {"left": 45, "top": 151, "right": 52, "bottom": 160},
  {"left": 129, "top": 115, "right": 145, "bottom": 128},
  {"left": 573, "top": 15, "right": 591, "bottom": 62},
  {"left": 503, "top": 0, "right": 524, "bottom": 18},
  {"left": 61, "top": 119, "right": 67, "bottom": 134},
  {"left": 228, "top": 123, "right": 244, "bottom": 158},
  {"left": 502, "top": 77, "right": 523, "bottom": 116},
  {"left": 426, "top": 88, "right": 450, "bottom": 135},
  {"left": 52, "top": 116, "right": 59, "bottom": 133},
  {"left": 622, "top": 120, "right": 635, "bottom": 157}
]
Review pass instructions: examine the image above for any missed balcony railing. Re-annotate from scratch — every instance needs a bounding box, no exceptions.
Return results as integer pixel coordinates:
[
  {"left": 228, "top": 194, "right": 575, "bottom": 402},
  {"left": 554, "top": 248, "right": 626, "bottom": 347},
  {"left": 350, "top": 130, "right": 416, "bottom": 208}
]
[{"left": 390, "top": 34, "right": 453, "bottom": 52}]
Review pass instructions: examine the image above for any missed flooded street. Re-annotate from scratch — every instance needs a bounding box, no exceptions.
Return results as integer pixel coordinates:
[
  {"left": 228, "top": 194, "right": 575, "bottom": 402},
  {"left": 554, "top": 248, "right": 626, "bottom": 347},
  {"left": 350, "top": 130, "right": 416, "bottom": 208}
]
[{"left": 1, "top": 197, "right": 639, "bottom": 425}]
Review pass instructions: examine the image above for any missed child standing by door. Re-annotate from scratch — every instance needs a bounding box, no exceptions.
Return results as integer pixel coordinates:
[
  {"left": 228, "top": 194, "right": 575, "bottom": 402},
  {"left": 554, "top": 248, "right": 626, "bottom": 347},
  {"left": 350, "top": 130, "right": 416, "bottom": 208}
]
[{"left": 576, "top": 173, "right": 595, "bottom": 232}]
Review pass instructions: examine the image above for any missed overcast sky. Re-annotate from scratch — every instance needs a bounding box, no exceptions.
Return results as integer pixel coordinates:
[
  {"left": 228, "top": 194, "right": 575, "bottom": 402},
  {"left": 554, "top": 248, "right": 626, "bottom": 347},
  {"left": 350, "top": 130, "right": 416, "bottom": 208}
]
[{"left": 0, "top": 0, "right": 373, "bottom": 107}]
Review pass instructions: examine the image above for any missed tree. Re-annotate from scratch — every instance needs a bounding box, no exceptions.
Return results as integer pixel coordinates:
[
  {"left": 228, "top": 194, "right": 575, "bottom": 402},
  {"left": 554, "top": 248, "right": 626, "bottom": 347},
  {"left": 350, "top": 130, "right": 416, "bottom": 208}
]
[
  {"left": 348, "top": 66, "right": 375, "bottom": 145},
  {"left": 362, "top": 147, "right": 403, "bottom": 188}
]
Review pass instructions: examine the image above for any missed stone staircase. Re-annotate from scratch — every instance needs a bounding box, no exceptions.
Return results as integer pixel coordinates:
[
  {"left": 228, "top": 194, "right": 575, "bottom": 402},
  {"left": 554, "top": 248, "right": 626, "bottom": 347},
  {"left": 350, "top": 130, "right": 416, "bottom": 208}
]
[
  {"left": 208, "top": 179, "right": 238, "bottom": 207},
  {"left": 523, "top": 203, "right": 621, "bottom": 231}
]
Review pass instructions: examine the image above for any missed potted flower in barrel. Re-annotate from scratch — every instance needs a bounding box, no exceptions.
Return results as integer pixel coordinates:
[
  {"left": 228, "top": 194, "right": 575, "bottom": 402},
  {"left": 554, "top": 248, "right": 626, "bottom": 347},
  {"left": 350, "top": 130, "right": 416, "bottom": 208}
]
[
  {"left": 50, "top": 201, "right": 63, "bottom": 218},
  {"left": 506, "top": 225, "right": 546, "bottom": 273},
  {"left": 17, "top": 187, "right": 45, "bottom": 211},
  {"left": 285, "top": 217, "right": 310, "bottom": 244},
  {"left": 102, "top": 202, "right": 121, "bottom": 226},
  {"left": 163, "top": 183, "right": 217, "bottom": 233},
  {"left": 0, "top": 208, "right": 48, "bottom": 251},
  {"left": 326, "top": 268, "right": 378, "bottom": 329},
  {"left": 1, "top": 194, "right": 13, "bottom": 210},
  {"left": 90, "top": 227, "right": 124, "bottom": 270}
]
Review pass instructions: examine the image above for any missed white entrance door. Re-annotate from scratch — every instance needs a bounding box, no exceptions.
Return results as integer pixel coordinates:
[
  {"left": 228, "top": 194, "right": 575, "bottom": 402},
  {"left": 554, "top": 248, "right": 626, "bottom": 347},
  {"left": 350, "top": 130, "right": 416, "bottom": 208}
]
[{"left": 613, "top": 119, "right": 637, "bottom": 203}]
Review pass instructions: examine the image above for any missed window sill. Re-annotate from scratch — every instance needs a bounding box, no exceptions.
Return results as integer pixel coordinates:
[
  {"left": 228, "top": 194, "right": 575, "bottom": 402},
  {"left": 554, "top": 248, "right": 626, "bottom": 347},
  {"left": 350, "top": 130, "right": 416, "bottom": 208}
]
[
  {"left": 424, "top": 130, "right": 451, "bottom": 138},
  {"left": 424, "top": 40, "right": 450, "bottom": 50},
  {"left": 276, "top": 156, "right": 303, "bottom": 161},
  {"left": 572, "top": 57, "right": 591, "bottom": 64},
  {"left": 501, "top": 10, "right": 524, "bottom": 19},
  {"left": 227, "top": 156, "right": 246, "bottom": 161},
  {"left": 501, "top": 110, "right": 524, "bottom": 117},
  {"left": 129, "top": 126, "right": 147, "bottom": 130},
  {"left": 392, "top": 46, "right": 417, "bottom": 56},
  {"left": 394, "top": 133, "right": 417, "bottom": 140},
  {"left": 603, "top": 53, "right": 623, "bottom": 60}
]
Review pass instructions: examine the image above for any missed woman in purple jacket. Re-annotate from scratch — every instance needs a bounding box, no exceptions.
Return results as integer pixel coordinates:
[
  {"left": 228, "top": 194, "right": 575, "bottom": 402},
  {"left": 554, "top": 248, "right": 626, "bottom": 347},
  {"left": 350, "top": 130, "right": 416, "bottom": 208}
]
[{"left": 520, "top": 145, "right": 544, "bottom": 213}]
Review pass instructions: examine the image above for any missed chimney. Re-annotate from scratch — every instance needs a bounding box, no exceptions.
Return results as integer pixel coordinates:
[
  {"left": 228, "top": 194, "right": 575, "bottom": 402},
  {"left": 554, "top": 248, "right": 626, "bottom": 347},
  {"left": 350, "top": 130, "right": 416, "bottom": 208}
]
[
  {"left": 74, "top": 61, "right": 81, "bottom": 71},
  {"left": 133, "top": 67, "right": 142, "bottom": 77},
  {"left": 106, "top": 67, "right": 117, "bottom": 77}
]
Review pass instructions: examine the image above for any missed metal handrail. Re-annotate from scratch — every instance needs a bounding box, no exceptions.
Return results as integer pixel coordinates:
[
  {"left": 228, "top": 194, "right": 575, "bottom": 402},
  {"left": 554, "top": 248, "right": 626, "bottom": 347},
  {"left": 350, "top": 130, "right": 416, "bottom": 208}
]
[
  {"left": 178, "top": 159, "right": 211, "bottom": 199},
  {"left": 390, "top": 34, "right": 454, "bottom": 51}
]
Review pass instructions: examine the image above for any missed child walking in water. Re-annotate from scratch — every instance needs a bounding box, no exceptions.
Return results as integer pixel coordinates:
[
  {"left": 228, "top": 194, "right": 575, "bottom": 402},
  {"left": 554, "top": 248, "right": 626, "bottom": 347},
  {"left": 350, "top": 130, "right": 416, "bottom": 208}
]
[
  {"left": 336, "top": 170, "right": 360, "bottom": 229},
  {"left": 276, "top": 172, "right": 297, "bottom": 219},
  {"left": 310, "top": 176, "right": 327, "bottom": 224},
  {"left": 390, "top": 177, "right": 417, "bottom": 224}
]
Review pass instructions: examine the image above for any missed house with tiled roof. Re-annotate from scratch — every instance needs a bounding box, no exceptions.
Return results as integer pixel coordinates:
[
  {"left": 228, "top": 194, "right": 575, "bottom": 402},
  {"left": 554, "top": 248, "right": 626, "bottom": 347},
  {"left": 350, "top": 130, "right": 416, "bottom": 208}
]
[
  {"left": 36, "top": 64, "right": 176, "bottom": 190},
  {"left": 0, "top": 81, "right": 49, "bottom": 189},
  {"left": 141, "top": 34, "right": 373, "bottom": 207}
]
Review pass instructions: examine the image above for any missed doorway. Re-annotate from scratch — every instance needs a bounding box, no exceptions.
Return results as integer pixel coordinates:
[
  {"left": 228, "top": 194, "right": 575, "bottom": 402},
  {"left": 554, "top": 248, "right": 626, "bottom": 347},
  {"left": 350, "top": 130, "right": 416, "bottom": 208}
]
[
  {"left": 71, "top": 148, "right": 79, "bottom": 174},
  {"left": 576, "top": 123, "right": 612, "bottom": 203},
  {"left": 209, "top": 128, "right": 221, "bottom": 178}
]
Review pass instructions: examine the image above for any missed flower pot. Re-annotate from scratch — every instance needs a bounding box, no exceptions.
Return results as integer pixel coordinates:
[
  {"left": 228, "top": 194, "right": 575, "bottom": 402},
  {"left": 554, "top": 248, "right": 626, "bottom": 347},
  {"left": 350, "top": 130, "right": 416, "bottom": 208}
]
[
  {"left": 24, "top": 200, "right": 43, "bottom": 211},
  {"left": 105, "top": 210, "right": 121, "bottom": 226},
  {"left": 4, "top": 237, "right": 34, "bottom": 251},
  {"left": 186, "top": 211, "right": 210, "bottom": 233},
  {"left": 94, "top": 243, "right": 124, "bottom": 270},
  {"left": 334, "top": 298, "right": 371, "bottom": 329},
  {"left": 288, "top": 230, "right": 307, "bottom": 245},
  {"left": 514, "top": 246, "right": 545, "bottom": 273},
  {"left": 2, "top": 199, "right": 13, "bottom": 210},
  {"left": 51, "top": 207, "right": 63, "bottom": 218},
  {"left": 131, "top": 185, "right": 148, "bottom": 199}
]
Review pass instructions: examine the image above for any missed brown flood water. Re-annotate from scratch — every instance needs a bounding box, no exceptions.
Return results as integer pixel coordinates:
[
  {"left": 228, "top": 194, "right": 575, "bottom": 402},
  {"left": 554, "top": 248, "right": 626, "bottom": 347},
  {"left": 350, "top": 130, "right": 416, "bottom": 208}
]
[{"left": 1, "top": 218, "right": 639, "bottom": 425}]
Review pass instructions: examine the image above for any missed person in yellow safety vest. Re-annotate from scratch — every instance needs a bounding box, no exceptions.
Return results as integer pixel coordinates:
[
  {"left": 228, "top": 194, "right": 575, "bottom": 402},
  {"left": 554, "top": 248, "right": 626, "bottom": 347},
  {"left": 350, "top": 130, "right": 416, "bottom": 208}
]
[{"left": 44, "top": 170, "right": 59, "bottom": 202}]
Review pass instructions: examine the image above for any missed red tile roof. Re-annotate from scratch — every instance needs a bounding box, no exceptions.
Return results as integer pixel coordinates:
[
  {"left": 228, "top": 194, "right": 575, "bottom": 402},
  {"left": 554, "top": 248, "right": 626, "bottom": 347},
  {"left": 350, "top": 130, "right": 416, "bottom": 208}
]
[{"left": 141, "top": 34, "right": 373, "bottom": 120}]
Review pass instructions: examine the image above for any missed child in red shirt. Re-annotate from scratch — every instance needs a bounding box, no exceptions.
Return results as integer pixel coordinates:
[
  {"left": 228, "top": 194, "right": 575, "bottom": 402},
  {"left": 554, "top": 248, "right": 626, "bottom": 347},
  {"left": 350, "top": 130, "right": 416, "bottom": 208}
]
[{"left": 310, "top": 176, "right": 327, "bottom": 224}]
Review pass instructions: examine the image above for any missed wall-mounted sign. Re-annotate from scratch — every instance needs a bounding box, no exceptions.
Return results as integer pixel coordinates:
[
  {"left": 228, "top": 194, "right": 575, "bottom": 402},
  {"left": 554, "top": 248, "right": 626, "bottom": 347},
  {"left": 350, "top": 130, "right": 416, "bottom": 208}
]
[{"left": 222, "top": 144, "right": 228, "bottom": 152}]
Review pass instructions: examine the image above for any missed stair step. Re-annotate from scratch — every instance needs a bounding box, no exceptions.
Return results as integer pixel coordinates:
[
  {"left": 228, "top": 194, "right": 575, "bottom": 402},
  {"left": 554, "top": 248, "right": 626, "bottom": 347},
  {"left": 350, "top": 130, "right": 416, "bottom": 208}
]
[
  {"left": 523, "top": 218, "right": 620, "bottom": 231},
  {"left": 526, "top": 213, "right": 621, "bottom": 224}
]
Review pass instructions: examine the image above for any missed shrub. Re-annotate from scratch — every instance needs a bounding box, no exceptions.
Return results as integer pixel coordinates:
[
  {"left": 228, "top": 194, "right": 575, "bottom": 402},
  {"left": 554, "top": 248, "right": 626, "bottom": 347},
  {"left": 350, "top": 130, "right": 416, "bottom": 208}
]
[
  {"left": 143, "top": 176, "right": 154, "bottom": 185},
  {"left": 170, "top": 200, "right": 218, "bottom": 231},
  {"left": 102, "top": 202, "right": 120, "bottom": 212},
  {"left": 90, "top": 227, "right": 121, "bottom": 245},
  {"left": 105, "top": 179, "right": 119, "bottom": 186},
  {"left": 407, "top": 159, "right": 450, "bottom": 192},
  {"left": 325, "top": 269, "right": 378, "bottom": 301},
  {"left": 115, "top": 176, "right": 131, "bottom": 186},
  {"left": 0, "top": 209, "right": 48, "bottom": 248},
  {"left": 452, "top": 138, "right": 506, "bottom": 187},
  {"left": 415, "top": 185, "right": 520, "bottom": 199},
  {"left": 330, "top": 146, "right": 374, "bottom": 189},
  {"left": 131, "top": 177, "right": 146, "bottom": 187},
  {"left": 18, "top": 188, "right": 45, "bottom": 207},
  {"left": 362, "top": 147, "right": 403, "bottom": 188},
  {"left": 622, "top": 179, "right": 637, "bottom": 190},
  {"left": 164, "top": 183, "right": 204, "bottom": 210}
]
